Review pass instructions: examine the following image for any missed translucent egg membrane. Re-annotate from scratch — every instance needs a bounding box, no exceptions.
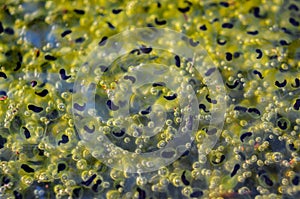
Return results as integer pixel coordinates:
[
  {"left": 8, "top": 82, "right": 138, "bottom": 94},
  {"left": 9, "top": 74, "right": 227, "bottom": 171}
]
[
  {"left": 73, "top": 28, "right": 226, "bottom": 173},
  {"left": 0, "top": 0, "right": 300, "bottom": 198}
]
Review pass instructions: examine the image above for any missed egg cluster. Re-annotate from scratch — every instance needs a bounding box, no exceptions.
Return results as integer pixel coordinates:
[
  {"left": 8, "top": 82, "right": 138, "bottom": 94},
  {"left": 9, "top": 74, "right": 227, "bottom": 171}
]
[{"left": 0, "top": 0, "right": 299, "bottom": 199}]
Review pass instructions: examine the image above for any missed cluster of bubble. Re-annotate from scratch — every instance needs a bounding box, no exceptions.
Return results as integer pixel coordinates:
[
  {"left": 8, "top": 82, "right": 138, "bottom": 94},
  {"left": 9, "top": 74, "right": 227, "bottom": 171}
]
[{"left": 0, "top": 0, "right": 299, "bottom": 198}]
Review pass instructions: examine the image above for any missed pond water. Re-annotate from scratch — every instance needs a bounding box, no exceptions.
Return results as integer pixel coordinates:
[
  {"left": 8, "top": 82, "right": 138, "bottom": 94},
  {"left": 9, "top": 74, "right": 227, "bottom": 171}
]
[{"left": 0, "top": 0, "right": 299, "bottom": 198}]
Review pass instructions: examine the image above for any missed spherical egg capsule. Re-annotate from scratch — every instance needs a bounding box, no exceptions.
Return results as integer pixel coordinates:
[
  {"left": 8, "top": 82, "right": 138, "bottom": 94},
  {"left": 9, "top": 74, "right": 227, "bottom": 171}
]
[
  {"left": 158, "top": 167, "right": 169, "bottom": 177},
  {"left": 271, "top": 152, "right": 283, "bottom": 162},
  {"left": 182, "top": 186, "right": 193, "bottom": 196},
  {"left": 172, "top": 176, "right": 182, "bottom": 187}
]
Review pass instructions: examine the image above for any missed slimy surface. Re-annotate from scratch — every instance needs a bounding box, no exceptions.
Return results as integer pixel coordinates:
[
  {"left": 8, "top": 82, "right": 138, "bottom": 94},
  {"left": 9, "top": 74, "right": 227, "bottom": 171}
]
[{"left": 0, "top": 0, "right": 299, "bottom": 198}]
